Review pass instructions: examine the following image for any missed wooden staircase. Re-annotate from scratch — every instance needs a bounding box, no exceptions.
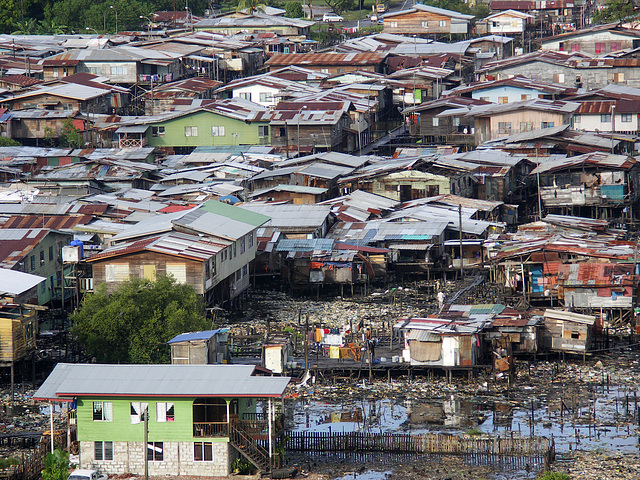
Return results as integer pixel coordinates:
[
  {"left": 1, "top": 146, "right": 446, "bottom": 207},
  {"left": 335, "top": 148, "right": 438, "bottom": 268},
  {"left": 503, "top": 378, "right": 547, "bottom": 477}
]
[{"left": 229, "top": 424, "right": 272, "bottom": 473}]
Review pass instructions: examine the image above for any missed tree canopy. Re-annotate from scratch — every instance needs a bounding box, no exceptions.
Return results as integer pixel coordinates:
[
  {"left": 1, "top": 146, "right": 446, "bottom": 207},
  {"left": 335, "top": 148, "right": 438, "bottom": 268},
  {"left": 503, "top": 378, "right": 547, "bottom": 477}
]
[
  {"left": 71, "top": 275, "right": 209, "bottom": 364},
  {"left": 593, "top": 0, "right": 634, "bottom": 23}
]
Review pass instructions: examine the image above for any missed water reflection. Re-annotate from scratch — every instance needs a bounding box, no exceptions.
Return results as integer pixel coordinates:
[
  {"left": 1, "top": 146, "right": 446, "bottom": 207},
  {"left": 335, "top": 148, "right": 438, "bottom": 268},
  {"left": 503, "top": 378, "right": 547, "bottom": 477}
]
[{"left": 290, "top": 384, "right": 640, "bottom": 453}]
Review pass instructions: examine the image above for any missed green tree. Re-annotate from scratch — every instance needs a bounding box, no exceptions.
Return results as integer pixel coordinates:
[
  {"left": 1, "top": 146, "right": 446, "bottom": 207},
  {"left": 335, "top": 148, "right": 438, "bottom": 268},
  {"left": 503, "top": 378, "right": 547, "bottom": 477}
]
[
  {"left": 285, "top": 1, "right": 303, "bottom": 17},
  {"left": 237, "top": 0, "right": 266, "bottom": 14},
  {"left": 59, "top": 118, "right": 84, "bottom": 148},
  {"left": 71, "top": 275, "right": 209, "bottom": 364},
  {"left": 41, "top": 449, "right": 69, "bottom": 480},
  {"left": 593, "top": 0, "right": 634, "bottom": 23},
  {"left": 0, "top": 0, "right": 21, "bottom": 34},
  {"left": 11, "top": 18, "right": 38, "bottom": 34},
  {"left": 322, "top": 0, "right": 355, "bottom": 15},
  {"left": 37, "top": 19, "right": 67, "bottom": 34},
  {"left": 0, "top": 137, "right": 21, "bottom": 146},
  {"left": 0, "top": 457, "right": 19, "bottom": 471}
]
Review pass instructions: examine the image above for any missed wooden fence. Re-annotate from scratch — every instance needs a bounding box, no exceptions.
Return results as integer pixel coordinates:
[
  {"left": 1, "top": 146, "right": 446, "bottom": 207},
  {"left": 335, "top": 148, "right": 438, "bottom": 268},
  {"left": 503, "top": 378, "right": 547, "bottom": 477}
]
[{"left": 287, "top": 431, "right": 554, "bottom": 468}]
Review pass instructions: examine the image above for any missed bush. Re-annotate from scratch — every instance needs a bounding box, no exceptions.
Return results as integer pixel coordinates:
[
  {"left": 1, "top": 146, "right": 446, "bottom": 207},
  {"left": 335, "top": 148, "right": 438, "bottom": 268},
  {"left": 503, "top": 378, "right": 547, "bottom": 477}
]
[
  {"left": 285, "top": 1, "right": 303, "bottom": 17},
  {"left": 537, "top": 472, "right": 571, "bottom": 480},
  {"left": 231, "top": 457, "right": 255, "bottom": 474}
]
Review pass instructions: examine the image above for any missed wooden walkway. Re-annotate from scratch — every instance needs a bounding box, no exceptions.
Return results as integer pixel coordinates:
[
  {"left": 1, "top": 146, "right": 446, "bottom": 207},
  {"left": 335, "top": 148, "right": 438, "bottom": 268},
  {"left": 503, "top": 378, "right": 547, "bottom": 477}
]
[{"left": 287, "top": 431, "right": 554, "bottom": 468}]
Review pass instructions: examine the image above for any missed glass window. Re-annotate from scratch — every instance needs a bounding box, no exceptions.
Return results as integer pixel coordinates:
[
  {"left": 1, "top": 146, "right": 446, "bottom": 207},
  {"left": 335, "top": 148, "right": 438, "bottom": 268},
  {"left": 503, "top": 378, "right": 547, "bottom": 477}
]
[
  {"left": 621, "top": 113, "right": 633, "bottom": 123},
  {"left": 541, "top": 122, "right": 554, "bottom": 128},
  {"left": 248, "top": 232, "right": 253, "bottom": 248},
  {"left": 40, "top": 250, "right": 45, "bottom": 265},
  {"left": 152, "top": 126, "right": 165, "bottom": 137},
  {"left": 439, "top": 20, "right": 446, "bottom": 27},
  {"left": 185, "top": 126, "right": 198, "bottom": 137},
  {"left": 498, "top": 122, "right": 511, "bottom": 134},
  {"left": 240, "top": 237, "right": 246, "bottom": 254},
  {"left": 258, "top": 125, "right": 269, "bottom": 137},
  {"left": 94, "top": 441, "right": 113, "bottom": 461},
  {"left": 194, "top": 442, "right": 213, "bottom": 461},
  {"left": 389, "top": 21, "right": 398, "bottom": 27},
  {"left": 421, "top": 21, "right": 428, "bottom": 27},
  {"left": 156, "top": 402, "right": 175, "bottom": 422},
  {"left": 30, "top": 255, "right": 35, "bottom": 271},
  {"left": 601, "top": 114, "right": 611, "bottom": 122},
  {"left": 212, "top": 126, "right": 225, "bottom": 136},
  {"left": 239, "top": 92, "right": 251, "bottom": 101},
  {"left": 573, "top": 114, "right": 581, "bottom": 124},
  {"left": 130, "top": 402, "right": 148, "bottom": 424},
  {"left": 93, "top": 402, "right": 113, "bottom": 421},
  {"left": 147, "top": 442, "right": 163, "bottom": 461},
  {"left": 259, "top": 92, "right": 273, "bottom": 102},
  {"left": 49, "top": 245, "right": 54, "bottom": 261}
]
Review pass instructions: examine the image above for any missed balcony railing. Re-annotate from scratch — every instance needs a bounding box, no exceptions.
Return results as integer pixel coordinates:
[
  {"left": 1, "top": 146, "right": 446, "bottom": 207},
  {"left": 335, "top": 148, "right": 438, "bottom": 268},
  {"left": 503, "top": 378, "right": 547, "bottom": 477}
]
[
  {"left": 193, "top": 422, "right": 229, "bottom": 437},
  {"left": 193, "top": 414, "right": 285, "bottom": 438}
]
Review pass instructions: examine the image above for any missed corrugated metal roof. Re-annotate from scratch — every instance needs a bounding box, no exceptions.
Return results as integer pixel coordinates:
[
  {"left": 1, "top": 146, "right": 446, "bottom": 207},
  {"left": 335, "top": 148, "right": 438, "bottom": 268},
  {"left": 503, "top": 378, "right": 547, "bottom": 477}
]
[
  {"left": 0, "top": 269, "right": 45, "bottom": 296},
  {"left": 240, "top": 204, "right": 330, "bottom": 230},
  {"left": 167, "top": 328, "right": 229, "bottom": 344},
  {"left": 406, "top": 329, "right": 441, "bottom": 342},
  {"left": 34, "top": 363, "right": 290, "bottom": 400},
  {"left": 276, "top": 238, "right": 335, "bottom": 252}
]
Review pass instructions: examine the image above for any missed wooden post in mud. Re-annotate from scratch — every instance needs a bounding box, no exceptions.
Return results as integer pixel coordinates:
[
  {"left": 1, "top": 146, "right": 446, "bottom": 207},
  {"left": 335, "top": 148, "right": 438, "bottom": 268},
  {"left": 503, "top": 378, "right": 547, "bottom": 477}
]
[{"left": 305, "top": 314, "right": 309, "bottom": 373}]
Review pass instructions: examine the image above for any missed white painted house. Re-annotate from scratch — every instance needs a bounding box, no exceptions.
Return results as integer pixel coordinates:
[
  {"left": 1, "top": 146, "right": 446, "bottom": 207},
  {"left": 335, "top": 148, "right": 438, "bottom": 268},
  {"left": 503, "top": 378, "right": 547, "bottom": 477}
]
[{"left": 483, "top": 10, "right": 534, "bottom": 35}]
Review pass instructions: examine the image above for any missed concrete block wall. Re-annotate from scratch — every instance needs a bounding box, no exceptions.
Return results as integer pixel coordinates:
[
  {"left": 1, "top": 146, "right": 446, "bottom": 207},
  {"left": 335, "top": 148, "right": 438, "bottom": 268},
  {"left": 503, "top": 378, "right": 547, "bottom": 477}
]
[{"left": 80, "top": 441, "right": 231, "bottom": 476}]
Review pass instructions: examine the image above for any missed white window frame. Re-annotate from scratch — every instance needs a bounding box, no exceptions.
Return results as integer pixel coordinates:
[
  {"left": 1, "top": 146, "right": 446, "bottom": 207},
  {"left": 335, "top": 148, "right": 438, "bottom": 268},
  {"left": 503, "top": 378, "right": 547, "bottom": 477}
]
[
  {"left": 212, "top": 126, "right": 225, "bottom": 136},
  {"left": 156, "top": 402, "right": 175, "bottom": 422},
  {"left": 130, "top": 402, "right": 149, "bottom": 424},
  {"left": 93, "top": 401, "right": 113, "bottom": 422},
  {"left": 185, "top": 126, "right": 198, "bottom": 137},
  {"left": 439, "top": 20, "right": 446, "bottom": 27},
  {"left": 94, "top": 441, "right": 113, "bottom": 461},
  {"left": 147, "top": 442, "right": 163, "bottom": 461}
]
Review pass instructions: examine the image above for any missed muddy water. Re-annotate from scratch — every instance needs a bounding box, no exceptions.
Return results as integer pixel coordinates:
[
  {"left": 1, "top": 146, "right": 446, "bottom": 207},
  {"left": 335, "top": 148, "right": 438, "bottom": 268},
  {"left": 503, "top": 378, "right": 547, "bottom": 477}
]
[{"left": 290, "top": 384, "right": 640, "bottom": 453}]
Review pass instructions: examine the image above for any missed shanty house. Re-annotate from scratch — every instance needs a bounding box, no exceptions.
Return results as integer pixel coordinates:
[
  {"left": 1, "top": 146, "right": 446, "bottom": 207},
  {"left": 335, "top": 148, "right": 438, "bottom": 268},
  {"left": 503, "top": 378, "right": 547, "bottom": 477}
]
[
  {"left": 3, "top": 83, "right": 113, "bottom": 114},
  {"left": 0, "top": 303, "right": 38, "bottom": 365},
  {"left": 0, "top": 228, "right": 73, "bottom": 305},
  {"left": 34, "top": 363, "right": 290, "bottom": 476},
  {"left": 113, "top": 100, "right": 272, "bottom": 151},
  {"left": 540, "top": 24, "right": 640, "bottom": 56},
  {"left": 382, "top": 4, "right": 474, "bottom": 35},
  {"left": 541, "top": 309, "right": 595, "bottom": 353},
  {"left": 194, "top": 13, "right": 313, "bottom": 37},
  {"left": 532, "top": 152, "right": 639, "bottom": 219},
  {"left": 480, "top": 10, "right": 534, "bottom": 35},
  {"left": 395, "top": 317, "right": 485, "bottom": 367},
  {"left": 262, "top": 337, "right": 294, "bottom": 375},
  {"left": 469, "top": 99, "right": 579, "bottom": 144},
  {"left": 168, "top": 329, "right": 230, "bottom": 365},
  {"left": 91, "top": 201, "right": 269, "bottom": 307}
]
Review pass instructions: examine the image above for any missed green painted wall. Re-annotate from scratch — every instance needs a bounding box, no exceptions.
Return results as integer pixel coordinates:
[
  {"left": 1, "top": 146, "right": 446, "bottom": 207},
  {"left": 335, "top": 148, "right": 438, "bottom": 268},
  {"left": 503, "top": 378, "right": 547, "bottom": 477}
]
[
  {"left": 147, "top": 110, "right": 270, "bottom": 148},
  {"left": 77, "top": 397, "right": 255, "bottom": 443},
  {"left": 21, "top": 231, "right": 73, "bottom": 305}
]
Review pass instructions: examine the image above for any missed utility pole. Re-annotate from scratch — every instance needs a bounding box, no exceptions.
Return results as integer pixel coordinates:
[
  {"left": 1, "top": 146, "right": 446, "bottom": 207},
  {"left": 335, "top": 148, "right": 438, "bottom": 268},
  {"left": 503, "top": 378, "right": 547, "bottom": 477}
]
[
  {"left": 459, "top": 204, "right": 464, "bottom": 279},
  {"left": 144, "top": 406, "right": 149, "bottom": 480}
]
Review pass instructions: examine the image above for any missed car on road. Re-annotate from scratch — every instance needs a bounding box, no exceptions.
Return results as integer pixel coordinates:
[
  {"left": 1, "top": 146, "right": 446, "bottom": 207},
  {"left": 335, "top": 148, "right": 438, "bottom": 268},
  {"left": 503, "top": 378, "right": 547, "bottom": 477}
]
[
  {"left": 323, "top": 13, "right": 344, "bottom": 22},
  {"left": 68, "top": 469, "right": 108, "bottom": 480}
]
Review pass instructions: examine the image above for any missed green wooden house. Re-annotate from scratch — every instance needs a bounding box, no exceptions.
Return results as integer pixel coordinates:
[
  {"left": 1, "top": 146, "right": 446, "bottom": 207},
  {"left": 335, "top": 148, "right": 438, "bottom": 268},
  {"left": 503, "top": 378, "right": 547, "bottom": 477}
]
[
  {"left": 35, "top": 363, "right": 290, "bottom": 477},
  {"left": 115, "top": 99, "right": 273, "bottom": 153}
]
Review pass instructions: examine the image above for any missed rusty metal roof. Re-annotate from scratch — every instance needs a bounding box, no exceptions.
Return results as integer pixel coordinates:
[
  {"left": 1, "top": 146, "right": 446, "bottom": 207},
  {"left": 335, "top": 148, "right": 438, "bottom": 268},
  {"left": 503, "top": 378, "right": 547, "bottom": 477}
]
[{"left": 266, "top": 52, "right": 387, "bottom": 67}]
